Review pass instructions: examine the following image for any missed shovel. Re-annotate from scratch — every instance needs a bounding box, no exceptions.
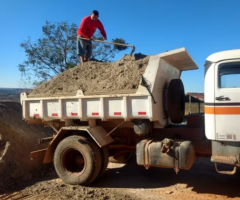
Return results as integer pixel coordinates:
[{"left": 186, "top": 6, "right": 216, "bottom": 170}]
[{"left": 77, "top": 36, "right": 135, "bottom": 55}]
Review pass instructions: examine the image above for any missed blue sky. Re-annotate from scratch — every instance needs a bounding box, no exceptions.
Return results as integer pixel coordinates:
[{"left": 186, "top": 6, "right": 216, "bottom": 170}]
[{"left": 0, "top": 0, "right": 240, "bottom": 92}]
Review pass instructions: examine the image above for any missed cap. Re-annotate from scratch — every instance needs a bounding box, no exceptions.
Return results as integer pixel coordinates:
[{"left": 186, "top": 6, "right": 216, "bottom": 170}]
[{"left": 92, "top": 10, "right": 99, "bottom": 16}]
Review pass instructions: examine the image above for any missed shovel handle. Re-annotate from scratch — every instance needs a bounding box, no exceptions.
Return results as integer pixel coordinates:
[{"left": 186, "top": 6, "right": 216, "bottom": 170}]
[
  {"left": 77, "top": 36, "right": 135, "bottom": 55},
  {"left": 94, "top": 39, "right": 134, "bottom": 48}
]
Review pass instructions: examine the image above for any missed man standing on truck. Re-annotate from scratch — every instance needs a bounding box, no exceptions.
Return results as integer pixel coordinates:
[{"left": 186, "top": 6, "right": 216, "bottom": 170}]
[{"left": 77, "top": 10, "right": 107, "bottom": 64}]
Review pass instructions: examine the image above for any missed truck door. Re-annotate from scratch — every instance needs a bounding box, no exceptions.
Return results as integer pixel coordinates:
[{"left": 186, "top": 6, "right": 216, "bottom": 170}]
[{"left": 215, "top": 60, "right": 240, "bottom": 141}]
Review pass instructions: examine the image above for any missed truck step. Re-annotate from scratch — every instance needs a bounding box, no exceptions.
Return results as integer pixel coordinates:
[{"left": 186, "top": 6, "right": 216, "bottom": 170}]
[
  {"left": 211, "top": 155, "right": 237, "bottom": 175},
  {"left": 211, "top": 155, "right": 237, "bottom": 165}
]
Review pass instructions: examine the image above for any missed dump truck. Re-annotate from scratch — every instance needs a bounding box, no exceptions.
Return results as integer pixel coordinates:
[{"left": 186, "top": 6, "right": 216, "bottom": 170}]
[{"left": 20, "top": 47, "right": 240, "bottom": 185}]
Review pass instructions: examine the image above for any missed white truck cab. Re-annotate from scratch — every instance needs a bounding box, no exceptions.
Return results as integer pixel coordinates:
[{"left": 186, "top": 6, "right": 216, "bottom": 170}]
[
  {"left": 205, "top": 49, "right": 240, "bottom": 141},
  {"left": 204, "top": 49, "right": 240, "bottom": 172}
]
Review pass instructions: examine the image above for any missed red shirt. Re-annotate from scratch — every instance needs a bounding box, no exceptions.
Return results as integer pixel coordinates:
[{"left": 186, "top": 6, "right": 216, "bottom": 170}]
[{"left": 77, "top": 16, "right": 107, "bottom": 39}]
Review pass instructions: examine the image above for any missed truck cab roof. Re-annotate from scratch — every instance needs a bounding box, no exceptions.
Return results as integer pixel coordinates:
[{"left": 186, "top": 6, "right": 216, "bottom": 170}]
[{"left": 206, "top": 49, "right": 240, "bottom": 63}]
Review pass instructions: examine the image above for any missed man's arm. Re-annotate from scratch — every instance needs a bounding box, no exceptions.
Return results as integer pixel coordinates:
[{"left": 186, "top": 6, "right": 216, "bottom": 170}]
[
  {"left": 98, "top": 20, "right": 107, "bottom": 40},
  {"left": 79, "top": 17, "right": 89, "bottom": 38}
]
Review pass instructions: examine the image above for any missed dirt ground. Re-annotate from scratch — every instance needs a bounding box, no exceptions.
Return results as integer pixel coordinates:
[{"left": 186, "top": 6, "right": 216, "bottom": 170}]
[
  {"left": 28, "top": 54, "right": 150, "bottom": 97},
  {"left": 1, "top": 157, "right": 240, "bottom": 200}
]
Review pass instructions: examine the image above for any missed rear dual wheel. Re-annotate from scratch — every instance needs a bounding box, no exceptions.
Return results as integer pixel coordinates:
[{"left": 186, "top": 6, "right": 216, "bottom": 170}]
[{"left": 54, "top": 135, "right": 109, "bottom": 185}]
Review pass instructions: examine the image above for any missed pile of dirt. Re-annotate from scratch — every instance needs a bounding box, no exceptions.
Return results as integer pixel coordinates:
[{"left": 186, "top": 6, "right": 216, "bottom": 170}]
[
  {"left": 29, "top": 53, "right": 150, "bottom": 97},
  {"left": 0, "top": 102, "right": 52, "bottom": 192}
]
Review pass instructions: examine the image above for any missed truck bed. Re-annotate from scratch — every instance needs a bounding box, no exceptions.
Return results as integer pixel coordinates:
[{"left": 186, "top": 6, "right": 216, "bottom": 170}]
[{"left": 21, "top": 48, "right": 198, "bottom": 128}]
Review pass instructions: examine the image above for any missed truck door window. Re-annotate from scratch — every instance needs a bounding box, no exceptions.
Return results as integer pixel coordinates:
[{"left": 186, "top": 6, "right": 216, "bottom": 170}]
[{"left": 218, "top": 62, "right": 240, "bottom": 88}]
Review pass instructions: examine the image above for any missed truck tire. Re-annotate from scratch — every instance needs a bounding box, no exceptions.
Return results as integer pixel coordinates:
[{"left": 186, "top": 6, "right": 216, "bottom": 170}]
[
  {"left": 167, "top": 79, "right": 185, "bottom": 123},
  {"left": 54, "top": 135, "right": 102, "bottom": 185},
  {"left": 109, "top": 152, "right": 133, "bottom": 163},
  {"left": 98, "top": 146, "right": 109, "bottom": 178}
]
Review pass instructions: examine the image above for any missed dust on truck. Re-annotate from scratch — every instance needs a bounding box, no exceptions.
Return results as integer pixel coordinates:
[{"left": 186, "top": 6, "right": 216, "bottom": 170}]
[{"left": 20, "top": 48, "right": 240, "bottom": 185}]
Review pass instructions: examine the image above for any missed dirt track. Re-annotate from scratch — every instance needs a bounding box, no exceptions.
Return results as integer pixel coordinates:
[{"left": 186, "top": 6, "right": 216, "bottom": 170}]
[{"left": 1, "top": 157, "right": 240, "bottom": 200}]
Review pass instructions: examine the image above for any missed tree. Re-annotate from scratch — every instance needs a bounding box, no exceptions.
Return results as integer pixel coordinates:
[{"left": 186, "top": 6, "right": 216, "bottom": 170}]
[{"left": 18, "top": 21, "right": 128, "bottom": 87}]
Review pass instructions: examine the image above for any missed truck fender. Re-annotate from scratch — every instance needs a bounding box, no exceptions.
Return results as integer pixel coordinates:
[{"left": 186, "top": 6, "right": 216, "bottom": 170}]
[{"left": 43, "top": 126, "right": 114, "bottom": 163}]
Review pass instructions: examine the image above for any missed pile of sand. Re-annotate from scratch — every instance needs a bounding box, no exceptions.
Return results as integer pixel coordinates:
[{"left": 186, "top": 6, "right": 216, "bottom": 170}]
[
  {"left": 29, "top": 54, "right": 150, "bottom": 97},
  {"left": 0, "top": 102, "right": 52, "bottom": 192}
]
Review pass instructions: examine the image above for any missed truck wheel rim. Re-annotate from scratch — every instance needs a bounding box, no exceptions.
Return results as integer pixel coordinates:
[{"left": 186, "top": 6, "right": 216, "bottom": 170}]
[{"left": 62, "top": 148, "right": 86, "bottom": 176}]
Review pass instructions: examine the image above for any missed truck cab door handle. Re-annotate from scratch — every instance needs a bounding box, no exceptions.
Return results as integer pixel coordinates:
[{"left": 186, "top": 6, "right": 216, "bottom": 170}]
[{"left": 215, "top": 96, "right": 231, "bottom": 101}]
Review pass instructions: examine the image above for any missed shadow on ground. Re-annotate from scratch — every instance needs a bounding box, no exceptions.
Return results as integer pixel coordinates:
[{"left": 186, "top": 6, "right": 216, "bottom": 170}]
[
  {"left": 92, "top": 157, "right": 240, "bottom": 198},
  {"left": 5, "top": 157, "right": 240, "bottom": 199}
]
